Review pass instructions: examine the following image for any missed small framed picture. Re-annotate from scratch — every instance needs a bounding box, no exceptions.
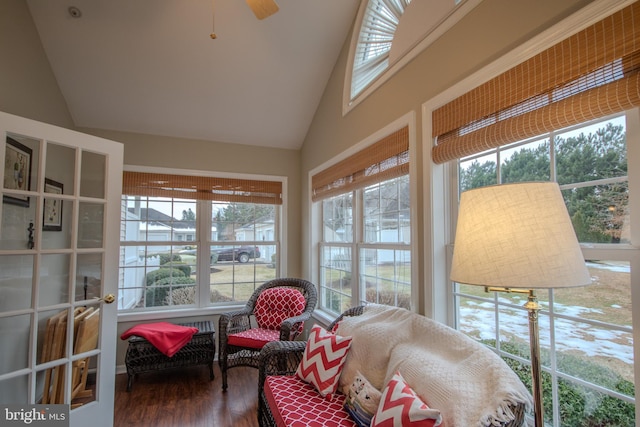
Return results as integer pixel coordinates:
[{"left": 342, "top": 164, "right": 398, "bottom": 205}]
[
  {"left": 3, "top": 137, "right": 33, "bottom": 207},
  {"left": 43, "top": 178, "right": 63, "bottom": 231}
]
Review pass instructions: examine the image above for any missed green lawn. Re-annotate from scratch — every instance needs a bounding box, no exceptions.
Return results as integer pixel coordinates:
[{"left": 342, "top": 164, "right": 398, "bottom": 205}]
[
  {"left": 457, "top": 264, "right": 631, "bottom": 326},
  {"left": 206, "top": 261, "right": 276, "bottom": 302}
]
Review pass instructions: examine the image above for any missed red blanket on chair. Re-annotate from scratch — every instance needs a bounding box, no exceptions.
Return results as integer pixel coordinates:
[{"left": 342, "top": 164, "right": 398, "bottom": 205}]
[{"left": 121, "top": 322, "right": 198, "bottom": 357}]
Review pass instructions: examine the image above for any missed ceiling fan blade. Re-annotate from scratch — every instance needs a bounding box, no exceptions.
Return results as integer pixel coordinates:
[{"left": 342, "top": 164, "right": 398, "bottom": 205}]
[{"left": 246, "top": 0, "right": 279, "bottom": 20}]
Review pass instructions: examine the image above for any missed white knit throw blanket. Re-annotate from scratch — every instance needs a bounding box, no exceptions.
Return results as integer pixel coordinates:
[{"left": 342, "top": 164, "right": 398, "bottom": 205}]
[{"left": 335, "top": 304, "right": 532, "bottom": 427}]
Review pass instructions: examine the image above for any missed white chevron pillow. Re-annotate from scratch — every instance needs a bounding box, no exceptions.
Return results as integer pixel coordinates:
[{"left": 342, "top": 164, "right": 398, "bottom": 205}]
[
  {"left": 296, "top": 324, "right": 353, "bottom": 397},
  {"left": 372, "top": 371, "right": 442, "bottom": 427}
]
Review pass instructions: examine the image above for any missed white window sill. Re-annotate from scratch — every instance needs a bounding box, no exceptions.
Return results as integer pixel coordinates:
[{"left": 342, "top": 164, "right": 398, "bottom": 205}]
[{"left": 117, "top": 303, "right": 245, "bottom": 323}]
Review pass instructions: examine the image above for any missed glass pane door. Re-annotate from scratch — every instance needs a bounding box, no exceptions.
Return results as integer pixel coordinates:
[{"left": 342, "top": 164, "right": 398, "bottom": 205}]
[{"left": 0, "top": 111, "right": 122, "bottom": 426}]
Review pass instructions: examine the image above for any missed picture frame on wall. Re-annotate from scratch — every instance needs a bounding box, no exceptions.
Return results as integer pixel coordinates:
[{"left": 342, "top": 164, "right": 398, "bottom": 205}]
[
  {"left": 3, "top": 137, "right": 33, "bottom": 207},
  {"left": 43, "top": 178, "right": 63, "bottom": 231}
]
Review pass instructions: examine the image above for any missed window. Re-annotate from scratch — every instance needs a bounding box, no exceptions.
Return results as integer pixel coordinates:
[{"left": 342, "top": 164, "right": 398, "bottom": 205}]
[
  {"left": 345, "top": 0, "right": 473, "bottom": 112},
  {"left": 320, "top": 175, "right": 411, "bottom": 315},
  {"left": 428, "top": 5, "right": 640, "bottom": 424},
  {"left": 453, "top": 115, "right": 636, "bottom": 426},
  {"left": 361, "top": 176, "right": 411, "bottom": 307},
  {"left": 118, "top": 171, "right": 282, "bottom": 312},
  {"left": 313, "top": 123, "right": 413, "bottom": 316},
  {"left": 210, "top": 202, "right": 278, "bottom": 303},
  {"left": 349, "top": 0, "right": 412, "bottom": 100},
  {"left": 320, "top": 192, "right": 353, "bottom": 313}
]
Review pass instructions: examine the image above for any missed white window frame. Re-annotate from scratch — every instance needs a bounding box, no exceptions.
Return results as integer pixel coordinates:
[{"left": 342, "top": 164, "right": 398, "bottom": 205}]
[
  {"left": 118, "top": 165, "right": 287, "bottom": 322},
  {"left": 423, "top": 0, "right": 640, "bottom": 422},
  {"left": 318, "top": 175, "right": 412, "bottom": 314},
  {"left": 343, "top": 0, "right": 481, "bottom": 116},
  {"left": 423, "top": 0, "right": 636, "bottom": 318},
  {"left": 451, "top": 113, "right": 637, "bottom": 425},
  {"left": 309, "top": 113, "right": 418, "bottom": 323}
]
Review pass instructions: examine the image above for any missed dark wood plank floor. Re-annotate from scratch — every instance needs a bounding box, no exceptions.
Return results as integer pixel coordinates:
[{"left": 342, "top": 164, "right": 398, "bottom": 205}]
[{"left": 114, "top": 364, "right": 259, "bottom": 427}]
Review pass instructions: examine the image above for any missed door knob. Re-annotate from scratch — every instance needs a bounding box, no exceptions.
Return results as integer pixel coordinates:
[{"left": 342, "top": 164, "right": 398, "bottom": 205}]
[{"left": 97, "top": 294, "right": 115, "bottom": 304}]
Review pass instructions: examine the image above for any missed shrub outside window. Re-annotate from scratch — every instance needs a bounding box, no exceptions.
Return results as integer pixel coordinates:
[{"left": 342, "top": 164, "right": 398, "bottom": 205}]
[{"left": 119, "top": 196, "right": 197, "bottom": 310}]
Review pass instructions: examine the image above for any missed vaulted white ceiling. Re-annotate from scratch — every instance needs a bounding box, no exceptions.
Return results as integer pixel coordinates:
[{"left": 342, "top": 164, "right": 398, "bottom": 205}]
[{"left": 26, "top": 0, "right": 360, "bottom": 149}]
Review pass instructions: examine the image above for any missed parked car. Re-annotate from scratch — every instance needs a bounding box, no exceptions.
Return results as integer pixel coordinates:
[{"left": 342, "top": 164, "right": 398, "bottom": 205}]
[
  {"left": 213, "top": 246, "right": 260, "bottom": 263},
  {"left": 179, "top": 246, "right": 260, "bottom": 263}
]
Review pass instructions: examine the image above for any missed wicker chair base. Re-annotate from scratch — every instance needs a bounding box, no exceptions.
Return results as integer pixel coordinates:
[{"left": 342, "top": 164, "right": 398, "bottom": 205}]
[
  {"left": 258, "top": 390, "right": 277, "bottom": 427},
  {"left": 124, "top": 321, "right": 215, "bottom": 391}
]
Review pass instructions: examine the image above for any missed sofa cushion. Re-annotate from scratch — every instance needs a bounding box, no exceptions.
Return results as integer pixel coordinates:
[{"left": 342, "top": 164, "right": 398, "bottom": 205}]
[
  {"left": 254, "top": 287, "right": 306, "bottom": 332},
  {"left": 227, "top": 328, "right": 280, "bottom": 349},
  {"left": 265, "top": 375, "right": 356, "bottom": 427},
  {"left": 344, "top": 370, "right": 382, "bottom": 427},
  {"left": 296, "top": 324, "right": 352, "bottom": 397},
  {"left": 371, "top": 371, "right": 442, "bottom": 427}
]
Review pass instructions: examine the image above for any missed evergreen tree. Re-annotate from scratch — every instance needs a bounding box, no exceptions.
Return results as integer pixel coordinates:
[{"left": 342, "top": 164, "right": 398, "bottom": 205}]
[
  {"left": 213, "top": 203, "right": 274, "bottom": 241},
  {"left": 181, "top": 208, "right": 195, "bottom": 221},
  {"left": 460, "top": 122, "right": 627, "bottom": 243},
  {"left": 556, "top": 123, "right": 627, "bottom": 242},
  {"left": 501, "top": 142, "right": 550, "bottom": 183},
  {"left": 459, "top": 160, "right": 496, "bottom": 192}
]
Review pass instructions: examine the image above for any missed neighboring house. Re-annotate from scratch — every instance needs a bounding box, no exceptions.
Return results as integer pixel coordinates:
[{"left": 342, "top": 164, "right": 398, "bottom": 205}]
[
  {"left": 119, "top": 207, "right": 203, "bottom": 309},
  {"left": 234, "top": 216, "right": 275, "bottom": 261},
  {"left": 323, "top": 209, "right": 410, "bottom": 263},
  {"left": 127, "top": 207, "right": 197, "bottom": 250}
]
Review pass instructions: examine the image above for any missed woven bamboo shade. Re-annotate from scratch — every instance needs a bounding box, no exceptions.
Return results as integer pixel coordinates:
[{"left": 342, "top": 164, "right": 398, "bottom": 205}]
[
  {"left": 432, "top": 2, "right": 640, "bottom": 164},
  {"left": 311, "top": 126, "right": 409, "bottom": 202},
  {"left": 122, "top": 172, "right": 282, "bottom": 205}
]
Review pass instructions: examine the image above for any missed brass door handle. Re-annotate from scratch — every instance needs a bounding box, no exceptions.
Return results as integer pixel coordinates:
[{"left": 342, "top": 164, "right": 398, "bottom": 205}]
[{"left": 96, "top": 294, "right": 115, "bottom": 304}]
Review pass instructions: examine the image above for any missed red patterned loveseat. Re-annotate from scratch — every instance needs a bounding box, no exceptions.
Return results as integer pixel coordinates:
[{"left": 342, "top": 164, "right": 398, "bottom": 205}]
[{"left": 257, "top": 305, "right": 532, "bottom": 427}]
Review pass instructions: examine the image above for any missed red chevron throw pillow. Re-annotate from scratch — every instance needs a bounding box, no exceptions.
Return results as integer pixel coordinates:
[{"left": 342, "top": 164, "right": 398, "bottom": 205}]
[
  {"left": 371, "top": 371, "right": 442, "bottom": 427},
  {"left": 296, "top": 324, "right": 353, "bottom": 397}
]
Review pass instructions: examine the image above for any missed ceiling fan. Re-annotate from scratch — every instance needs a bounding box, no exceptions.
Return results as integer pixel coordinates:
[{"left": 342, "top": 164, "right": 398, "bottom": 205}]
[
  {"left": 211, "top": 0, "right": 279, "bottom": 39},
  {"left": 246, "top": 0, "right": 279, "bottom": 20}
]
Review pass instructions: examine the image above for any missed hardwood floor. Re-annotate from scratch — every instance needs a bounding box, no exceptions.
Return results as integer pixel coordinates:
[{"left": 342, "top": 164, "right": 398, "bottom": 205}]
[{"left": 114, "top": 364, "right": 259, "bottom": 427}]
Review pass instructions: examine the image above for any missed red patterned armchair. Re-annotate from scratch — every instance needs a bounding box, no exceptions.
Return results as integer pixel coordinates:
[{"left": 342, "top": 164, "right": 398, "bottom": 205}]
[{"left": 218, "top": 278, "right": 317, "bottom": 391}]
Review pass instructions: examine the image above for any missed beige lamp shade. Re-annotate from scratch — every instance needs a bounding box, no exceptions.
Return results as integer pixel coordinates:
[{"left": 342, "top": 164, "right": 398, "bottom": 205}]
[{"left": 450, "top": 182, "right": 591, "bottom": 289}]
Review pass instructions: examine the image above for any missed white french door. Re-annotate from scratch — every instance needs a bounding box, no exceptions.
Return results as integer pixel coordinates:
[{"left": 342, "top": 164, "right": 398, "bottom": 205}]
[{"left": 0, "top": 111, "right": 122, "bottom": 426}]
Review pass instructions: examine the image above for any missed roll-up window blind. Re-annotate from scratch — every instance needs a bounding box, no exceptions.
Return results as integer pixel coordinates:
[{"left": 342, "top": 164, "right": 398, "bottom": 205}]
[
  {"left": 432, "top": 2, "right": 640, "bottom": 164},
  {"left": 311, "top": 125, "right": 409, "bottom": 202},
  {"left": 122, "top": 172, "right": 283, "bottom": 205}
]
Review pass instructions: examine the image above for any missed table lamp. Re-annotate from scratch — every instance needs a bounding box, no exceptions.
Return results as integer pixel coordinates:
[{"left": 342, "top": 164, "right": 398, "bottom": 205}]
[{"left": 450, "top": 182, "right": 592, "bottom": 427}]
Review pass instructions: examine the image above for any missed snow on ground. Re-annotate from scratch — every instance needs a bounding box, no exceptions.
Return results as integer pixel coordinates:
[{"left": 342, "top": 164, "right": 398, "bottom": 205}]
[
  {"left": 461, "top": 304, "right": 633, "bottom": 365},
  {"left": 460, "top": 262, "right": 633, "bottom": 366}
]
